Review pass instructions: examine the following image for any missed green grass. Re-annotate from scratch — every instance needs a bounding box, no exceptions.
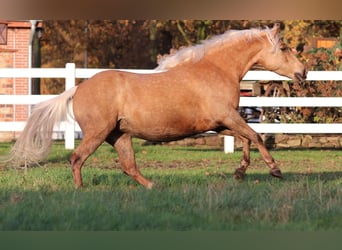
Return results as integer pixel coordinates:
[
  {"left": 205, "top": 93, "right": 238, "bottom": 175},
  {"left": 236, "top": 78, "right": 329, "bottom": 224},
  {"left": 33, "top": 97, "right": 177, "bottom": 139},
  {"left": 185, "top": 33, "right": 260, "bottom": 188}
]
[{"left": 0, "top": 139, "right": 342, "bottom": 230}]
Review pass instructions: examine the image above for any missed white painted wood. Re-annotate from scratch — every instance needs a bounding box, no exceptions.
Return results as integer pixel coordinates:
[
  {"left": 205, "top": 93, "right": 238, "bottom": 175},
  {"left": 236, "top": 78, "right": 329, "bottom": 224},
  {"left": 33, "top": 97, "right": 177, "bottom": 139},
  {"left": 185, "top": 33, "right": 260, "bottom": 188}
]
[
  {"left": 64, "top": 63, "right": 76, "bottom": 149},
  {"left": 239, "top": 97, "right": 342, "bottom": 107},
  {"left": 224, "top": 136, "right": 235, "bottom": 153}
]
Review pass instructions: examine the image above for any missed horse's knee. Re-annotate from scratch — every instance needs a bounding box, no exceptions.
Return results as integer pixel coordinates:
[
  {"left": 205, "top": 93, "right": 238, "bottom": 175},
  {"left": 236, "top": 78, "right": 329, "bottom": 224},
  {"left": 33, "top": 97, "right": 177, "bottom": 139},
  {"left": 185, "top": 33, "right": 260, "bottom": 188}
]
[{"left": 249, "top": 133, "right": 263, "bottom": 145}]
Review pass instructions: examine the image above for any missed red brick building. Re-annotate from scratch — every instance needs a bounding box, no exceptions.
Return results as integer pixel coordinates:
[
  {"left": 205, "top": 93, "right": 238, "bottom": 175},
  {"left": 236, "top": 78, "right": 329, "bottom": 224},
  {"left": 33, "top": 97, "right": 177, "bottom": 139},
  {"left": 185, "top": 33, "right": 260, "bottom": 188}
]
[{"left": 0, "top": 20, "right": 42, "bottom": 141}]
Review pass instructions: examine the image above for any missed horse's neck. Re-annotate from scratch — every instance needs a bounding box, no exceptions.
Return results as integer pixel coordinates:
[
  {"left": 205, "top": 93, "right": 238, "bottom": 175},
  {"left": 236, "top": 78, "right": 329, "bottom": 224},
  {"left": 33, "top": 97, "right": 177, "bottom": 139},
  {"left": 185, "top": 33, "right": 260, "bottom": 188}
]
[{"left": 205, "top": 38, "right": 263, "bottom": 81}]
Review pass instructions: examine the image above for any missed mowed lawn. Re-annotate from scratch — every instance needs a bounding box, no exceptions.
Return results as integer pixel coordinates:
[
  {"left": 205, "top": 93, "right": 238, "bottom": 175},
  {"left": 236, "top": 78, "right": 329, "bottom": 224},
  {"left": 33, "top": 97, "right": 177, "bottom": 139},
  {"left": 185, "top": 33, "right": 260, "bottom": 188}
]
[{"left": 0, "top": 139, "right": 341, "bottom": 230}]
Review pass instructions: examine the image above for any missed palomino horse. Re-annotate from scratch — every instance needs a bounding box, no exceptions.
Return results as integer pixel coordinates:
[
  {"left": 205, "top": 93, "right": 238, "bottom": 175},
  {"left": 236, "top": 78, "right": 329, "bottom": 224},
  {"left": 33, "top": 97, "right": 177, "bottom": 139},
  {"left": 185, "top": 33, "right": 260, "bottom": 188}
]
[{"left": 9, "top": 23, "right": 306, "bottom": 188}]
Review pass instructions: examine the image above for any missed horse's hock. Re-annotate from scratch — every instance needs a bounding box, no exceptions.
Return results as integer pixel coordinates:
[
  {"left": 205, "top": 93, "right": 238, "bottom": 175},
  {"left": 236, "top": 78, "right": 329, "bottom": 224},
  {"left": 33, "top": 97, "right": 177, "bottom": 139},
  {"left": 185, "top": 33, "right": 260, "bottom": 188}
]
[{"left": 160, "top": 134, "right": 342, "bottom": 149}]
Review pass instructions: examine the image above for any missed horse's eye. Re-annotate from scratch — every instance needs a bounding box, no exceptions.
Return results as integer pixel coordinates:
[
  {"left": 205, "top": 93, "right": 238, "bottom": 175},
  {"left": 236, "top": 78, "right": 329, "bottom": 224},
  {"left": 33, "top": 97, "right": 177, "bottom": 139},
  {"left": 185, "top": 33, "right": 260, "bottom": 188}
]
[{"left": 280, "top": 45, "right": 288, "bottom": 52}]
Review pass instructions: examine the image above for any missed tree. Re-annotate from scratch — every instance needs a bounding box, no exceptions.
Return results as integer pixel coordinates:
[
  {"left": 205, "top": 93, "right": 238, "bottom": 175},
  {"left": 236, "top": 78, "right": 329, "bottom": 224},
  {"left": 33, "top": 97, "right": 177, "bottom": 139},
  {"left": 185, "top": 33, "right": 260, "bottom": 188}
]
[{"left": 285, "top": 21, "right": 341, "bottom": 123}]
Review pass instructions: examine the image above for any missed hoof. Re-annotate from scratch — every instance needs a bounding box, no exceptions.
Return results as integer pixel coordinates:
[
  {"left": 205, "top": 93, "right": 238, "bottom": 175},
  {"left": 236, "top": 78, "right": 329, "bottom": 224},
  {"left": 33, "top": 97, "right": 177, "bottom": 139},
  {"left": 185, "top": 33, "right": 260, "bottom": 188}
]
[
  {"left": 74, "top": 183, "right": 83, "bottom": 189},
  {"left": 270, "top": 168, "right": 283, "bottom": 179},
  {"left": 146, "top": 182, "right": 154, "bottom": 190},
  {"left": 234, "top": 168, "right": 245, "bottom": 181}
]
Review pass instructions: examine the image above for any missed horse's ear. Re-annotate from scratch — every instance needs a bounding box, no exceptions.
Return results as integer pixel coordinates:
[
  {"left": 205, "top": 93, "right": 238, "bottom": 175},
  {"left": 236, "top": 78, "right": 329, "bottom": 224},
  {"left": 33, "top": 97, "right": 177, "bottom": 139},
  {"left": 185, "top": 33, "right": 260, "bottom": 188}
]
[{"left": 271, "top": 23, "right": 281, "bottom": 36}]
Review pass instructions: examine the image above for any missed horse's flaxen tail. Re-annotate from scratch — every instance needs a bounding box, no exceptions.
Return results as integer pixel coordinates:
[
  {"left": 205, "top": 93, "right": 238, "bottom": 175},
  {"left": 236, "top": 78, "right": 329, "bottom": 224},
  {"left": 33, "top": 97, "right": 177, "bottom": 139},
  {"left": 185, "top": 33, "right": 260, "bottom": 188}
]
[{"left": 7, "top": 86, "right": 78, "bottom": 167}]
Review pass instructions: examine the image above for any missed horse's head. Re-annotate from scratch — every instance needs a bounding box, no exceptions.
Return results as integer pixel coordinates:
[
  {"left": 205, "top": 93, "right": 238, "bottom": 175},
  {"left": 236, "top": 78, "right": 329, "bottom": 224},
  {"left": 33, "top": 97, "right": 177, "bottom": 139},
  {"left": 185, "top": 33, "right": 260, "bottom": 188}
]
[{"left": 256, "top": 23, "right": 307, "bottom": 82}]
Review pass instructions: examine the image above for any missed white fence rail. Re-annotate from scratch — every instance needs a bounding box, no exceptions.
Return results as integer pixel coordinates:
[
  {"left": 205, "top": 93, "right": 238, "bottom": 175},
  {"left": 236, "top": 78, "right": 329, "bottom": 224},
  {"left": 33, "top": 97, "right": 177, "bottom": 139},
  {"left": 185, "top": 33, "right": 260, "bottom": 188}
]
[{"left": 0, "top": 63, "right": 341, "bottom": 152}]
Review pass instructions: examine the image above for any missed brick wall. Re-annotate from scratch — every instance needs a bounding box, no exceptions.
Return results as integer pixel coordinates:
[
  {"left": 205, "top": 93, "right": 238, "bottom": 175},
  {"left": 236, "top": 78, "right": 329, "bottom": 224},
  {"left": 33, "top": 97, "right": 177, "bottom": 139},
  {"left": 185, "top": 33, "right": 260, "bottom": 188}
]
[{"left": 0, "top": 21, "right": 31, "bottom": 141}]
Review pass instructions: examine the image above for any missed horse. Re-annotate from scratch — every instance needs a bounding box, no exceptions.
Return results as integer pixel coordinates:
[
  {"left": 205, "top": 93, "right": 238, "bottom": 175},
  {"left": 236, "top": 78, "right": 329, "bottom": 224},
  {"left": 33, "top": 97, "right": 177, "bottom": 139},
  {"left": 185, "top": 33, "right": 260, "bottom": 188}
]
[{"left": 8, "top": 23, "right": 307, "bottom": 189}]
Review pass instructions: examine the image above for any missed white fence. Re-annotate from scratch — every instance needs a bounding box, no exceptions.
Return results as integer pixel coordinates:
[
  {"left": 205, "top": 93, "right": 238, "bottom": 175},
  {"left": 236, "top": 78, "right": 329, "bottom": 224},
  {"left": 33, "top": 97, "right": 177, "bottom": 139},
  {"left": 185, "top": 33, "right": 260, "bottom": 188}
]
[{"left": 0, "top": 63, "right": 341, "bottom": 152}]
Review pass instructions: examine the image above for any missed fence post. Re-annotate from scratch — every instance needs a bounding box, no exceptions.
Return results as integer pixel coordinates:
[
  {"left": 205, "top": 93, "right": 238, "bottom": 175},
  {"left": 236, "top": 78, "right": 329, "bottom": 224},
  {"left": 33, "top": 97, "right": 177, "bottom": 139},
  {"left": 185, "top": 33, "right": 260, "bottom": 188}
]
[
  {"left": 65, "top": 63, "right": 76, "bottom": 149},
  {"left": 224, "top": 136, "right": 235, "bottom": 153}
]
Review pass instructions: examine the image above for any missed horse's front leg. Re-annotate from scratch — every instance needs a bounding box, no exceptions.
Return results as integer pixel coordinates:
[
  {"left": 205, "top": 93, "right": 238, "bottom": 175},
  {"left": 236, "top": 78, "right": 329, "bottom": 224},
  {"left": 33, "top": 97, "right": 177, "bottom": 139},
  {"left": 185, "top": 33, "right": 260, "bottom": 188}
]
[
  {"left": 234, "top": 136, "right": 251, "bottom": 180},
  {"left": 218, "top": 129, "right": 251, "bottom": 180},
  {"left": 220, "top": 110, "right": 283, "bottom": 179}
]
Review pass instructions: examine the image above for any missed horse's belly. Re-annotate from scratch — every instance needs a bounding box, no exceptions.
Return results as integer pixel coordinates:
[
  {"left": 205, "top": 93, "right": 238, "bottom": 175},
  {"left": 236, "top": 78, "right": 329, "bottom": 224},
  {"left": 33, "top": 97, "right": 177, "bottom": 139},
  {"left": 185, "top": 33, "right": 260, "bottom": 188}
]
[
  {"left": 133, "top": 129, "right": 195, "bottom": 142},
  {"left": 119, "top": 116, "right": 214, "bottom": 142}
]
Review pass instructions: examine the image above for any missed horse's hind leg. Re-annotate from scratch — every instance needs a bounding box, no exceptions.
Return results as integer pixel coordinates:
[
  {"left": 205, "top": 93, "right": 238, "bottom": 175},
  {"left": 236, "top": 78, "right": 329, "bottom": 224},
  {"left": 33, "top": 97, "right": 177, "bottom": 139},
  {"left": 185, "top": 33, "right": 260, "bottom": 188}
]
[
  {"left": 218, "top": 129, "right": 251, "bottom": 180},
  {"left": 70, "top": 135, "right": 105, "bottom": 187},
  {"left": 222, "top": 110, "right": 282, "bottom": 179},
  {"left": 106, "top": 132, "right": 154, "bottom": 189}
]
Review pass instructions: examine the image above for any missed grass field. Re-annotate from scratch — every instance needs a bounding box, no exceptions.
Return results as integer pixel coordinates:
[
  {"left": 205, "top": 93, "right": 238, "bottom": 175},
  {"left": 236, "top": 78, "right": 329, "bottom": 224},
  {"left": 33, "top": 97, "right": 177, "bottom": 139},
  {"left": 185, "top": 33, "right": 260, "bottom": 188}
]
[{"left": 0, "top": 139, "right": 342, "bottom": 230}]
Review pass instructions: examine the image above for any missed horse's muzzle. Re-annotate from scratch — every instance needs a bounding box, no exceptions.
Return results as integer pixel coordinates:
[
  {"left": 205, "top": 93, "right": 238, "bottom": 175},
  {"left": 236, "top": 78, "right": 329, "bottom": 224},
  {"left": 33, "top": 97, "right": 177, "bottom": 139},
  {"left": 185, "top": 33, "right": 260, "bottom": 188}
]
[{"left": 294, "top": 67, "right": 307, "bottom": 82}]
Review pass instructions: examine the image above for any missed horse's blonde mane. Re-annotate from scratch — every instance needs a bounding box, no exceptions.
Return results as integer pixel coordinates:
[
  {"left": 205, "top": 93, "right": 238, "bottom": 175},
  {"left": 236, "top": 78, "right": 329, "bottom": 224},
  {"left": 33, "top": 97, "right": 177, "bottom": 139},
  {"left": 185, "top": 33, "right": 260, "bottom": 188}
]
[{"left": 156, "top": 26, "right": 280, "bottom": 70}]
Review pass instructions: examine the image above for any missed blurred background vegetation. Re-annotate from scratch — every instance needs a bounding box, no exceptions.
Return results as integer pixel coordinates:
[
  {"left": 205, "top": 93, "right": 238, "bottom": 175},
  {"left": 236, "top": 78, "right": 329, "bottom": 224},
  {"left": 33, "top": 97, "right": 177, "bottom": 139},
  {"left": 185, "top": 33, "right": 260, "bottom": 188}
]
[{"left": 38, "top": 20, "right": 341, "bottom": 123}]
